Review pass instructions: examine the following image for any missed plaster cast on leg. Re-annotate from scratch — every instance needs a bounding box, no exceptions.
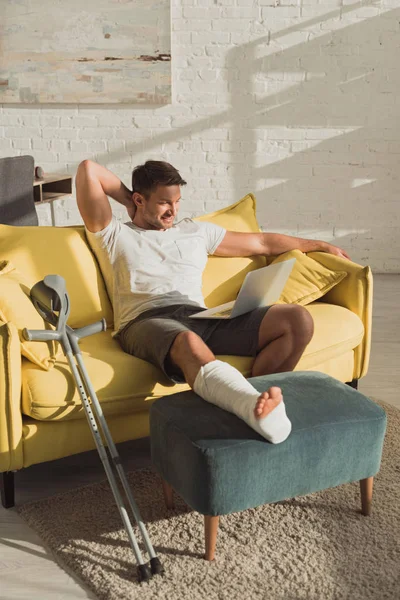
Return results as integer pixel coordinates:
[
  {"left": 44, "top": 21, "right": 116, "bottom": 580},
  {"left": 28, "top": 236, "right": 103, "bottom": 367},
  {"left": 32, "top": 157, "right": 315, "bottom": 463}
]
[{"left": 193, "top": 360, "right": 292, "bottom": 444}]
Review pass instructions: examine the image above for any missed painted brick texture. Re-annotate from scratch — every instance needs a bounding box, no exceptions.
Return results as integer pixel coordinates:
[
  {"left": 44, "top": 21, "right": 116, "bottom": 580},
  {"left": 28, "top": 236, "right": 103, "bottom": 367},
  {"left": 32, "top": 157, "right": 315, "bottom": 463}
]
[{"left": 1, "top": 1, "right": 399, "bottom": 271}]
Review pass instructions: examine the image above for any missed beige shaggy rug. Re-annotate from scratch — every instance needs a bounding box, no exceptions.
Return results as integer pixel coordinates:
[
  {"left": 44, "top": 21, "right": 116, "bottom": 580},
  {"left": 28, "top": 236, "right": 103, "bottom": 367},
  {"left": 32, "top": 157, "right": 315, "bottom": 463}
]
[{"left": 17, "top": 398, "right": 400, "bottom": 600}]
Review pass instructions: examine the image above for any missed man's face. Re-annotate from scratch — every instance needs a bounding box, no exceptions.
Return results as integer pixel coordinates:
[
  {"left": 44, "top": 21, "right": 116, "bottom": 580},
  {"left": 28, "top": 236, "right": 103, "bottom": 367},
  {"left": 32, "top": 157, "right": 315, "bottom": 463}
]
[{"left": 134, "top": 184, "right": 181, "bottom": 230}]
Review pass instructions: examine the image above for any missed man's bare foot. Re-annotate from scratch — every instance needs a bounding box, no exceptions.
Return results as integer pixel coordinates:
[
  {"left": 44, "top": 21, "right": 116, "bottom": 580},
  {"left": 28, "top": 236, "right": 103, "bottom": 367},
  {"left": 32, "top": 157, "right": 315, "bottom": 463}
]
[{"left": 254, "top": 386, "right": 283, "bottom": 420}]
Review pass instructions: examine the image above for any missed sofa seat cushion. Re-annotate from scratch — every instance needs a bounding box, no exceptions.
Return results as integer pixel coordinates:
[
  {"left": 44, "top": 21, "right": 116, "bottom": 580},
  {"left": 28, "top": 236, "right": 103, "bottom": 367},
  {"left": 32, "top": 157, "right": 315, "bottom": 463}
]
[
  {"left": 21, "top": 330, "right": 188, "bottom": 422},
  {"left": 21, "top": 303, "right": 364, "bottom": 422},
  {"left": 301, "top": 302, "right": 364, "bottom": 369},
  {"left": 218, "top": 303, "right": 363, "bottom": 378}
]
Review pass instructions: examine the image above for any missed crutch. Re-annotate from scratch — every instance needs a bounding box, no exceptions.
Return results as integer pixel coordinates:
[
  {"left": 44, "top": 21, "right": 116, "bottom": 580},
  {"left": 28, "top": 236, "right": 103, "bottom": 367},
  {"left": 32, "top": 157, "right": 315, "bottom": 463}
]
[{"left": 22, "top": 274, "right": 164, "bottom": 583}]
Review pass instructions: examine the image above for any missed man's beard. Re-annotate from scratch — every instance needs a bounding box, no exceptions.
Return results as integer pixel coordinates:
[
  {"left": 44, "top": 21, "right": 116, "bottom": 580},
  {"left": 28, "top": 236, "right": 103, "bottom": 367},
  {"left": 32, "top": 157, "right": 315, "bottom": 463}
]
[{"left": 145, "top": 212, "right": 174, "bottom": 230}]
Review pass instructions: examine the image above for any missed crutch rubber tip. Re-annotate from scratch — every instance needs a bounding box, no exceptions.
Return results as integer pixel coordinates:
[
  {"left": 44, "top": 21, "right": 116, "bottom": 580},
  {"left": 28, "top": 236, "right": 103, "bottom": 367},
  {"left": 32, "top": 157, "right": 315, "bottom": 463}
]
[
  {"left": 150, "top": 557, "right": 165, "bottom": 576},
  {"left": 138, "top": 563, "right": 152, "bottom": 583}
]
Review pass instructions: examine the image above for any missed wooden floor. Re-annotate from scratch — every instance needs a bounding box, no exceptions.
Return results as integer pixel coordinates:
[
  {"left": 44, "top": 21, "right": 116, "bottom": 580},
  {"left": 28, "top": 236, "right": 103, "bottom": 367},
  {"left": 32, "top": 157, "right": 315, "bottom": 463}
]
[{"left": 1, "top": 273, "right": 399, "bottom": 599}]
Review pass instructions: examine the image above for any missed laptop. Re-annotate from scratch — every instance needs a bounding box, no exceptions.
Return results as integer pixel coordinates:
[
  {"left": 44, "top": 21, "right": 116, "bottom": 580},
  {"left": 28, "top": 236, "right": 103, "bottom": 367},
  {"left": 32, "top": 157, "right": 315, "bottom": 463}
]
[{"left": 190, "top": 258, "right": 296, "bottom": 319}]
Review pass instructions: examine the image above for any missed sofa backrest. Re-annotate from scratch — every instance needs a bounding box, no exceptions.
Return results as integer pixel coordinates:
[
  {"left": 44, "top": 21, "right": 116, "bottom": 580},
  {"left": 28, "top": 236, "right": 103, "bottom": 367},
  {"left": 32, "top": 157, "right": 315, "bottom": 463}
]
[
  {"left": 0, "top": 193, "right": 264, "bottom": 326},
  {"left": 0, "top": 224, "right": 114, "bottom": 329}
]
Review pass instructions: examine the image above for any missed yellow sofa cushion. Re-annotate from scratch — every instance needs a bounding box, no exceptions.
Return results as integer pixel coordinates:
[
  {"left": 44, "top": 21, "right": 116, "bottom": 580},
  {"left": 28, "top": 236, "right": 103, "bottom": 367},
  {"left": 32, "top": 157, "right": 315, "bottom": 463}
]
[
  {"left": 0, "top": 224, "right": 113, "bottom": 329},
  {"left": 301, "top": 303, "right": 364, "bottom": 369},
  {"left": 269, "top": 249, "right": 347, "bottom": 306},
  {"left": 0, "top": 261, "right": 62, "bottom": 370},
  {"left": 194, "top": 193, "right": 267, "bottom": 307},
  {"left": 21, "top": 330, "right": 187, "bottom": 421},
  {"left": 21, "top": 302, "right": 364, "bottom": 422}
]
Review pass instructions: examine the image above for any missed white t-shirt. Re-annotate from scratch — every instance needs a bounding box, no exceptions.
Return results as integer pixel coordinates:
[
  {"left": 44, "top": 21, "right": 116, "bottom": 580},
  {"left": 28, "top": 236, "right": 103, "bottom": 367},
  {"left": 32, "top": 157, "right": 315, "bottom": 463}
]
[{"left": 85, "top": 216, "right": 226, "bottom": 336}]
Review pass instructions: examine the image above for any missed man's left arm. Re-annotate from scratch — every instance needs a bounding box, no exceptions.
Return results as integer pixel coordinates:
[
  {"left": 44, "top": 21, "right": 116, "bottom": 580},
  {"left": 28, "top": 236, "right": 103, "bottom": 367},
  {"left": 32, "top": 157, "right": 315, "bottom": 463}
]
[{"left": 213, "top": 231, "right": 351, "bottom": 260}]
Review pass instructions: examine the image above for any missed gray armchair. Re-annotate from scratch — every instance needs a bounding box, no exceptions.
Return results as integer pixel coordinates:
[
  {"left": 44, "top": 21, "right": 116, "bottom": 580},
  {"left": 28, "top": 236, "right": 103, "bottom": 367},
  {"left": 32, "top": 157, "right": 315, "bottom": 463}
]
[{"left": 0, "top": 155, "right": 38, "bottom": 226}]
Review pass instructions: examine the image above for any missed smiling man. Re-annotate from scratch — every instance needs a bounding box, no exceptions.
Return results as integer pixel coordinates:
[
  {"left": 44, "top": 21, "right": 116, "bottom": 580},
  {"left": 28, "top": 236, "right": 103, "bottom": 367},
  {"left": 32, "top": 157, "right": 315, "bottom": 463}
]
[{"left": 76, "top": 159, "right": 350, "bottom": 444}]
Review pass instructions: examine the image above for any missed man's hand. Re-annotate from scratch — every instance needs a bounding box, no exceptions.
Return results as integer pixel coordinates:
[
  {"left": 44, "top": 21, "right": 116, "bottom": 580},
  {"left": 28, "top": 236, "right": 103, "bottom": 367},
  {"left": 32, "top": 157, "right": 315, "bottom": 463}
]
[{"left": 324, "top": 243, "right": 351, "bottom": 260}]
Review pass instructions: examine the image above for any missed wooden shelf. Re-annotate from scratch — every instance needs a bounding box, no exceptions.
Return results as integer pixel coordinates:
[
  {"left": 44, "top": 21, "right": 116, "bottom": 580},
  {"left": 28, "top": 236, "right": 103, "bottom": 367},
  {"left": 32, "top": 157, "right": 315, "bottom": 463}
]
[{"left": 33, "top": 174, "right": 72, "bottom": 204}]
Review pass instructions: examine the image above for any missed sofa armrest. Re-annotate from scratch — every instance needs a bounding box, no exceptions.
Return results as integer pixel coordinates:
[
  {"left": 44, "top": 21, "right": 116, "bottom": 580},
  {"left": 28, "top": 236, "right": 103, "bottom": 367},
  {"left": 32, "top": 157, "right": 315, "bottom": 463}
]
[
  {"left": 0, "top": 320, "right": 23, "bottom": 472},
  {"left": 307, "top": 252, "right": 373, "bottom": 380}
]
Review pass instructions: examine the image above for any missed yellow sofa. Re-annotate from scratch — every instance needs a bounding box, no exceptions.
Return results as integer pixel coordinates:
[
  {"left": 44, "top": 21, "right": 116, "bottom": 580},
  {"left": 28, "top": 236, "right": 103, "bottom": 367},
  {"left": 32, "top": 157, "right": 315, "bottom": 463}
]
[{"left": 0, "top": 194, "right": 372, "bottom": 508}]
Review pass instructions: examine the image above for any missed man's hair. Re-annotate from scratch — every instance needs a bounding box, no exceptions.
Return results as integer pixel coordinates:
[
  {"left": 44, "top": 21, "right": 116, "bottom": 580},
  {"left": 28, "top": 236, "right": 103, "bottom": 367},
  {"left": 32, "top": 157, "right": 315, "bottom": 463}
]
[{"left": 131, "top": 160, "right": 187, "bottom": 199}]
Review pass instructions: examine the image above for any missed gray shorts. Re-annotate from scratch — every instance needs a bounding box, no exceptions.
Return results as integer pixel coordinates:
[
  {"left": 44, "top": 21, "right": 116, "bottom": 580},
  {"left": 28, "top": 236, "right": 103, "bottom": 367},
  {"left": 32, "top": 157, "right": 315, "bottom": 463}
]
[{"left": 115, "top": 303, "right": 271, "bottom": 383}]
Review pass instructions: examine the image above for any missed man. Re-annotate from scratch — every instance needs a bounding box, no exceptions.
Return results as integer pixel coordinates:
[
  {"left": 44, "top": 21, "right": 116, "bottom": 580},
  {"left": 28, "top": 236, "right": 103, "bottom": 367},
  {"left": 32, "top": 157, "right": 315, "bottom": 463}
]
[{"left": 76, "top": 159, "right": 350, "bottom": 444}]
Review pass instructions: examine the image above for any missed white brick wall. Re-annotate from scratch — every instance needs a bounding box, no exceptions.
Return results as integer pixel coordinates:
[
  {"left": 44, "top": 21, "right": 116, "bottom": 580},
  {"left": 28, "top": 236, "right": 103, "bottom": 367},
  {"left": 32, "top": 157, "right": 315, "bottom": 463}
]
[{"left": 1, "top": 0, "right": 399, "bottom": 272}]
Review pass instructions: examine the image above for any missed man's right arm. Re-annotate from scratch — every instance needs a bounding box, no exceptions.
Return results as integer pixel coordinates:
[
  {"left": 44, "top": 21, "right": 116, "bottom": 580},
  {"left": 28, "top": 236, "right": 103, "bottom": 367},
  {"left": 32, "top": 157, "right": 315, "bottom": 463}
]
[{"left": 75, "top": 160, "right": 134, "bottom": 233}]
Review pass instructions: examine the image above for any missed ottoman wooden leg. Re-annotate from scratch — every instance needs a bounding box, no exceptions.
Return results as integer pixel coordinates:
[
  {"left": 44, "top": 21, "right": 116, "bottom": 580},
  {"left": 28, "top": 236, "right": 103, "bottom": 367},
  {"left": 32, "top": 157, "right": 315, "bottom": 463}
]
[
  {"left": 204, "top": 515, "right": 219, "bottom": 561},
  {"left": 162, "top": 479, "right": 174, "bottom": 509},
  {"left": 360, "top": 476, "right": 374, "bottom": 516}
]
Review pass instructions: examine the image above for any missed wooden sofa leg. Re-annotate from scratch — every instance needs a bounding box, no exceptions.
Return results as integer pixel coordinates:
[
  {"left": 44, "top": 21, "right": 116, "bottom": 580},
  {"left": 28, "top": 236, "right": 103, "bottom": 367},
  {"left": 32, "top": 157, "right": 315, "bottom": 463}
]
[
  {"left": 1, "top": 471, "right": 15, "bottom": 509},
  {"left": 346, "top": 379, "right": 359, "bottom": 390},
  {"left": 204, "top": 515, "right": 219, "bottom": 561},
  {"left": 360, "top": 476, "right": 373, "bottom": 516},
  {"left": 162, "top": 479, "right": 174, "bottom": 509}
]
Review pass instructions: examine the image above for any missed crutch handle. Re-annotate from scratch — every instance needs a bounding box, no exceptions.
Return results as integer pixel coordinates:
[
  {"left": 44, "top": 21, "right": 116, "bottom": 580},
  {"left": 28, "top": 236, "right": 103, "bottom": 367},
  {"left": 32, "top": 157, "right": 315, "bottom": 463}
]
[
  {"left": 22, "top": 328, "right": 61, "bottom": 342},
  {"left": 70, "top": 318, "right": 107, "bottom": 340},
  {"left": 23, "top": 319, "right": 106, "bottom": 344}
]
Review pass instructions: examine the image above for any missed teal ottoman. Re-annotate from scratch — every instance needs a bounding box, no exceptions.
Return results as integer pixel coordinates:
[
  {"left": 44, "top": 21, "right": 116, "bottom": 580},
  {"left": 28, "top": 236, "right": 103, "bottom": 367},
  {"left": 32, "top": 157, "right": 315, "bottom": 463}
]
[{"left": 149, "top": 371, "right": 387, "bottom": 561}]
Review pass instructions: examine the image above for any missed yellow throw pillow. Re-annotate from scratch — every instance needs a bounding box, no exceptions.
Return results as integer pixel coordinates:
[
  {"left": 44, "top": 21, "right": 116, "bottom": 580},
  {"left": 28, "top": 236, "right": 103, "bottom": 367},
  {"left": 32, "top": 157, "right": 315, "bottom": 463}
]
[
  {"left": 269, "top": 249, "right": 347, "bottom": 305},
  {"left": 0, "top": 260, "right": 62, "bottom": 370},
  {"left": 195, "top": 192, "right": 261, "bottom": 232},
  {"left": 195, "top": 193, "right": 267, "bottom": 307}
]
